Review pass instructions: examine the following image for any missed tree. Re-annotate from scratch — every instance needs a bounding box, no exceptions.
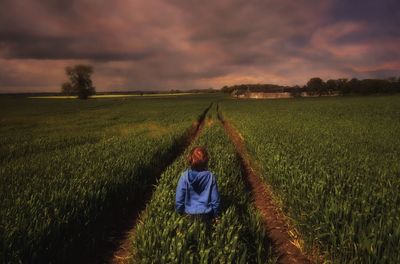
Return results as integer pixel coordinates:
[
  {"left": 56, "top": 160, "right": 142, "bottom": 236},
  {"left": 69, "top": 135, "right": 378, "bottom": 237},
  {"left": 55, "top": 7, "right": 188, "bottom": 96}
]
[
  {"left": 334, "top": 78, "right": 348, "bottom": 94},
  {"left": 326, "top": 79, "right": 338, "bottom": 94},
  {"left": 306, "top": 77, "right": 326, "bottom": 96},
  {"left": 61, "top": 64, "right": 96, "bottom": 99},
  {"left": 346, "top": 78, "right": 360, "bottom": 94},
  {"left": 288, "top": 85, "right": 303, "bottom": 97}
]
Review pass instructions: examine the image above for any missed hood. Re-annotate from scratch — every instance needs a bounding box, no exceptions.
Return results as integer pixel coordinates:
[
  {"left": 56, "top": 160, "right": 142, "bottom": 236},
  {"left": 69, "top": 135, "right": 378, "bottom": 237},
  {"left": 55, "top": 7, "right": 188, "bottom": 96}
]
[{"left": 187, "top": 169, "right": 211, "bottom": 192}]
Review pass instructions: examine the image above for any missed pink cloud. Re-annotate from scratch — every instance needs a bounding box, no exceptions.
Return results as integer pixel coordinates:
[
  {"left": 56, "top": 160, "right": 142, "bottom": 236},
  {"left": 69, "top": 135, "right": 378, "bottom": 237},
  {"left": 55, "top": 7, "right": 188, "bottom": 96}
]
[
  {"left": 310, "top": 22, "right": 371, "bottom": 58},
  {"left": 0, "top": 0, "right": 399, "bottom": 92}
]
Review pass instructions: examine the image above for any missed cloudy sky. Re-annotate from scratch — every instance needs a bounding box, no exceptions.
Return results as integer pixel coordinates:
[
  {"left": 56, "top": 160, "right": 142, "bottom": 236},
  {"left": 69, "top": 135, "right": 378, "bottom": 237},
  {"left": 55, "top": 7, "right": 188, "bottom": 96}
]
[{"left": 0, "top": 0, "right": 399, "bottom": 92}]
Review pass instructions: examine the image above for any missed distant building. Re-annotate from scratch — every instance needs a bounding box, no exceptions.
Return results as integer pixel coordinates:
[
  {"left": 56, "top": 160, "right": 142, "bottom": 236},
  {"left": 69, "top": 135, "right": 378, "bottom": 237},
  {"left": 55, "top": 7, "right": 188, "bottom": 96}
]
[
  {"left": 237, "top": 92, "right": 292, "bottom": 99},
  {"left": 232, "top": 91, "right": 339, "bottom": 99}
]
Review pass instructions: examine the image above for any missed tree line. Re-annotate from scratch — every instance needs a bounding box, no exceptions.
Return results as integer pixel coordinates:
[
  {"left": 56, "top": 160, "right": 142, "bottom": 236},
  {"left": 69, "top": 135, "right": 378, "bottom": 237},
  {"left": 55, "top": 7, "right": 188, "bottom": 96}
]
[
  {"left": 61, "top": 64, "right": 400, "bottom": 99},
  {"left": 221, "top": 77, "right": 400, "bottom": 96}
]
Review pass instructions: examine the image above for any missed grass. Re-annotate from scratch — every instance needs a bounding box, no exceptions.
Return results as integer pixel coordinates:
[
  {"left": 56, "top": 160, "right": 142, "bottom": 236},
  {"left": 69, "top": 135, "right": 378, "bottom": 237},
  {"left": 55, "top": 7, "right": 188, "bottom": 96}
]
[
  {"left": 131, "top": 106, "right": 275, "bottom": 263},
  {"left": 221, "top": 94, "right": 400, "bottom": 263},
  {"left": 28, "top": 92, "right": 197, "bottom": 99},
  {"left": 2, "top": 93, "right": 399, "bottom": 263},
  {"left": 0, "top": 95, "right": 212, "bottom": 263}
]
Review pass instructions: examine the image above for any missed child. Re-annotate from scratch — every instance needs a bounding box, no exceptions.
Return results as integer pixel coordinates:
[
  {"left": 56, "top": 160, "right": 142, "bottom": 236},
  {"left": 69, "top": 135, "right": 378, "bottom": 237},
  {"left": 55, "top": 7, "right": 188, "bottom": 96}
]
[{"left": 175, "top": 146, "right": 220, "bottom": 223}]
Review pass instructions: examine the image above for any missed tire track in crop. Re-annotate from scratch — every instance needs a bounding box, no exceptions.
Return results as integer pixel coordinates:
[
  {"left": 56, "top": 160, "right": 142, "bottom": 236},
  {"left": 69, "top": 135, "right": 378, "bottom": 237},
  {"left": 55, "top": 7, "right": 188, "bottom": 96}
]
[
  {"left": 217, "top": 104, "right": 316, "bottom": 264},
  {"left": 108, "top": 103, "right": 212, "bottom": 264}
]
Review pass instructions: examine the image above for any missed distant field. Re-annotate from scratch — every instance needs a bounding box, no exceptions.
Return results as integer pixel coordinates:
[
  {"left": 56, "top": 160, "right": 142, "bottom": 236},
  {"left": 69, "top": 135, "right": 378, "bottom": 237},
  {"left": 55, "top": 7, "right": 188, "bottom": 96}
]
[
  {"left": 1, "top": 94, "right": 399, "bottom": 263},
  {"left": 28, "top": 92, "right": 196, "bottom": 99}
]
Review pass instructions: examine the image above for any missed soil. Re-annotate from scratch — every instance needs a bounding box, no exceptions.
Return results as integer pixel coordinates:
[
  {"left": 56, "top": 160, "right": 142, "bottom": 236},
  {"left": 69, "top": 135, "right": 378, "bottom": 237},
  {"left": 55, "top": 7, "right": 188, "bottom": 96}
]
[{"left": 217, "top": 109, "right": 317, "bottom": 264}]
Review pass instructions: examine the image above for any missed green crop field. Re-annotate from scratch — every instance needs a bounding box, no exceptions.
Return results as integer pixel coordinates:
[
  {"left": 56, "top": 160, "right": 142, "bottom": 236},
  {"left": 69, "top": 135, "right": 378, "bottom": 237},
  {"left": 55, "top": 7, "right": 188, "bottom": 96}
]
[
  {"left": 0, "top": 95, "right": 212, "bottom": 262},
  {"left": 1, "top": 94, "right": 400, "bottom": 263},
  {"left": 131, "top": 106, "right": 275, "bottom": 263},
  {"left": 221, "top": 95, "right": 400, "bottom": 263}
]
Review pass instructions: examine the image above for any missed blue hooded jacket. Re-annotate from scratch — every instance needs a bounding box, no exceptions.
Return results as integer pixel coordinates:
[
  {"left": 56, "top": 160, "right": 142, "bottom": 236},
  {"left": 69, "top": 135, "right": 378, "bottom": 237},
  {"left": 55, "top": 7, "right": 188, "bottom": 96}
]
[{"left": 175, "top": 169, "right": 220, "bottom": 217}]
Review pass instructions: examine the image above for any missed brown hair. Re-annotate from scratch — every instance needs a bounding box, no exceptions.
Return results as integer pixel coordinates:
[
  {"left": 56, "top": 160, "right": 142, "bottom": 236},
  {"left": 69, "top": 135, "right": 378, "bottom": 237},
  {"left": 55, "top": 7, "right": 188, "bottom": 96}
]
[{"left": 187, "top": 146, "right": 209, "bottom": 171}]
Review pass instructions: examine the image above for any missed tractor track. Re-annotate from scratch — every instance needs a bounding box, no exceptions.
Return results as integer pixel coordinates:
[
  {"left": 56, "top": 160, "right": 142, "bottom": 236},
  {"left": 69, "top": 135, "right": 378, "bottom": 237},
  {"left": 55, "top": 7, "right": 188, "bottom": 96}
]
[
  {"left": 217, "top": 104, "right": 318, "bottom": 264},
  {"left": 107, "top": 103, "right": 212, "bottom": 264}
]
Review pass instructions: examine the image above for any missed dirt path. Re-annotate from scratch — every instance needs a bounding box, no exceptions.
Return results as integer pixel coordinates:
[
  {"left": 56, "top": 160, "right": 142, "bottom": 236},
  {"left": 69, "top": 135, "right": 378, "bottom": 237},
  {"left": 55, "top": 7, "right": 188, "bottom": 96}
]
[
  {"left": 109, "top": 103, "right": 212, "bottom": 264},
  {"left": 217, "top": 107, "right": 317, "bottom": 264}
]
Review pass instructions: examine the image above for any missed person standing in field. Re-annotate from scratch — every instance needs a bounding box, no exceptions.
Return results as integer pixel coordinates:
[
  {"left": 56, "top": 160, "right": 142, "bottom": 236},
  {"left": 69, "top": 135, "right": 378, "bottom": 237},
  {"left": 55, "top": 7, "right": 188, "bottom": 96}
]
[{"left": 175, "top": 147, "right": 220, "bottom": 223}]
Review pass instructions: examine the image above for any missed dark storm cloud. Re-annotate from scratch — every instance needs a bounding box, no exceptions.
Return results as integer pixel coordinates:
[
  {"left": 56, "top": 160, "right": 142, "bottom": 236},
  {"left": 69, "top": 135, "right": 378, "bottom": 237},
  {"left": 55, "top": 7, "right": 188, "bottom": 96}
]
[
  {"left": 332, "top": 0, "right": 400, "bottom": 31},
  {"left": 328, "top": 0, "right": 400, "bottom": 54},
  {"left": 0, "top": 0, "right": 163, "bottom": 61},
  {"left": 0, "top": 0, "right": 399, "bottom": 92},
  {"left": 2, "top": 35, "right": 156, "bottom": 61}
]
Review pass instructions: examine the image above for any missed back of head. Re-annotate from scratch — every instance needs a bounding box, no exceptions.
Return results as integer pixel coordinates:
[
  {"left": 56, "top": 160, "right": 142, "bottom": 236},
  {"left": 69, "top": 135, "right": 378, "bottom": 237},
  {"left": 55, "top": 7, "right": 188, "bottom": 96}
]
[{"left": 187, "top": 146, "right": 209, "bottom": 171}]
